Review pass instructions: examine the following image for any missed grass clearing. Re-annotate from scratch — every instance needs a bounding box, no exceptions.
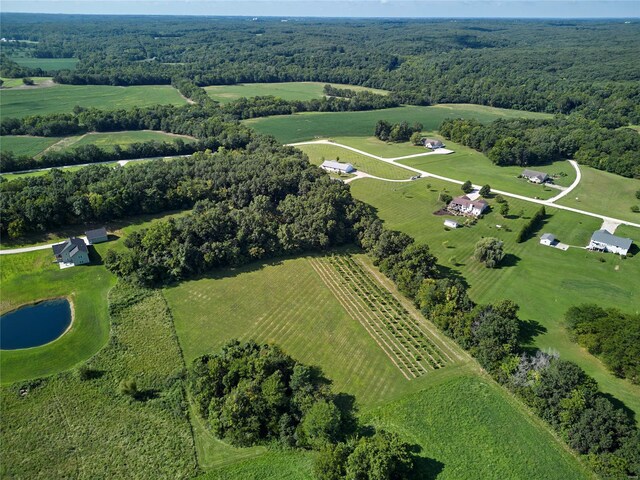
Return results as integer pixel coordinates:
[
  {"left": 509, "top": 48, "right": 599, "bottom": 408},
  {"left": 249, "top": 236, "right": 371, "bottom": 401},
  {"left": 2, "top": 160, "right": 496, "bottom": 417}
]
[
  {"left": 349, "top": 177, "right": 640, "bottom": 417},
  {"left": 1, "top": 84, "right": 186, "bottom": 119},
  {"left": 245, "top": 104, "right": 552, "bottom": 144},
  {"left": 0, "top": 283, "right": 197, "bottom": 478},
  {"left": 0, "top": 76, "right": 53, "bottom": 88},
  {"left": 557, "top": 165, "right": 640, "bottom": 223},
  {"left": 11, "top": 57, "right": 79, "bottom": 70},
  {"left": 69, "top": 130, "right": 195, "bottom": 150},
  {"left": 367, "top": 374, "right": 593, "bottom": 480},
  {"left": 296, "top": 143, "right": 412, "bottom": 180},
  {"left": 205, "top": 81, "right": 388, "bottom": 104}
]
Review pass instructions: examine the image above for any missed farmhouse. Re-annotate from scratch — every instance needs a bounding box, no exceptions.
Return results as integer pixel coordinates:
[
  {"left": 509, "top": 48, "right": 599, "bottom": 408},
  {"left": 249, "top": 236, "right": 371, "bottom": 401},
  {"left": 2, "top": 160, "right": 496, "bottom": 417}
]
[
  {"left": 588, "top": 230, "right": 633, "bottom": 255},
  {"left": 444, "top": 219, "right": 459, "bottom": 229},
  {"left": 52, "top": 237, "right": 90, "bottom": 266},
  {"left": 85, "top": 227, "right": 109, "bottom": 244},
  {"left": 521, "top": 169, "right": 549, "bottom": 184},
  {"left": 320, "top": 160, "right": 355, "bottom": 174},
  {"left": 448, "top": 195, "right": 488, "bottom": 217},
  {"left": 423, "top": 138, "right": 445, "bottom": 149},
  {"left": 540, "top": 233, "right": 556, "bottom": 246}
]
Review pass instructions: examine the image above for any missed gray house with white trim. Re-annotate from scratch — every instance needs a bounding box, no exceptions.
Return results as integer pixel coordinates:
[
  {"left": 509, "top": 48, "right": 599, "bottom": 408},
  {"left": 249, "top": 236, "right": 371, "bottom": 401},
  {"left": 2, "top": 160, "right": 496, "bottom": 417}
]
[
  {"left": 52, "top": 238, "right": 90, "bottom": 266},
  {"left": 85, "top": 227, "right": 109, "bottom": 245},
  {"left": 588, "top": 230, "right": 633, "bottom": 255},
  {"left": 521, "top": 169, "right": 549, "bottom": 184}
]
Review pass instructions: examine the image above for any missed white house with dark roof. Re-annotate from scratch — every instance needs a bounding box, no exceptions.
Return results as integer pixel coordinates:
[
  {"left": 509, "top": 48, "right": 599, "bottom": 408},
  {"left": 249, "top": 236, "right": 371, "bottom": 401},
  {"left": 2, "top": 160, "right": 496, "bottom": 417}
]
[
  {"left": 423, "top": 138, "right": 445, "bottom": 149},
  {"left": 85, "top": 227, "right": 109, "bottom": 245},
  {"left": 448, "top": 195, "right": 488, "bottom": 217},
  {"left": 588, "top": 230, "right": 633, "bottom": 255},
  {"left": 540, "top": 233, "right": 556, "bottom": 246},
  {"left": 521, "top": 169, "right": 549, "bottom": 184},
  {"left": 52, "top": 237, "right": 90, "bottom": 266},
  {"left": 320, "top": 160, "right": 355, "bottom": 174}
]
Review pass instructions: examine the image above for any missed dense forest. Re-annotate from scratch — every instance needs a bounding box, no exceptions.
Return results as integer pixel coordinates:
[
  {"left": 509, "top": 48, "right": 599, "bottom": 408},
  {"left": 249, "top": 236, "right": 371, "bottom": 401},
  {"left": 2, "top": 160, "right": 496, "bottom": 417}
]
[
  {"left": 439, "top": 118, "right": 640, "bottom": 178},
  {"left": 2, "top": 15, "right": 639, "bottom": 124}
]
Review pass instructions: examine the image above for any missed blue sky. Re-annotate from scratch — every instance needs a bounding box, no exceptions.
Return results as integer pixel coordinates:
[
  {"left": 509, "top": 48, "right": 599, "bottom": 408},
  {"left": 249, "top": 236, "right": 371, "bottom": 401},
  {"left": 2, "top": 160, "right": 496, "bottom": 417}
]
[{"left": 1, "top": 1, "right": 638, "bottom": 18}]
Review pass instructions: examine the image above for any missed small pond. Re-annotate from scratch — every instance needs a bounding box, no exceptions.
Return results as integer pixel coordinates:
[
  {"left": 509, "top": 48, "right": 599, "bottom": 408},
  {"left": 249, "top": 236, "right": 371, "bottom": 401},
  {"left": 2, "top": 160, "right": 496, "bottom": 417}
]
[{"left": 1, "top": 299, "right": 72, "bottom": 350}]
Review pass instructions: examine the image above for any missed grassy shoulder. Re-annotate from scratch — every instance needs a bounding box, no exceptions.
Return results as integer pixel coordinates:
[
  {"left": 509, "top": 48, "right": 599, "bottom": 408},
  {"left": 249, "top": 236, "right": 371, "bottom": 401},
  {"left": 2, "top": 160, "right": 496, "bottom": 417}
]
[
  {"left": 205, "top": 81, "right": 388, "bottom": 104},
  {"left": 0, "top": 282, "right": 197, "bottom": 478},
  {"left": 0, "top": 84, "right": 187, "bottom": 119},
  {"left": 556, "top": 164, "right": 640, "bottom": 223},
  {"left": 245, "top": 104, "right": 552, "bottom": 144},
  {"left": 349, "top": 177, "right": 640, "bottom": 417}
]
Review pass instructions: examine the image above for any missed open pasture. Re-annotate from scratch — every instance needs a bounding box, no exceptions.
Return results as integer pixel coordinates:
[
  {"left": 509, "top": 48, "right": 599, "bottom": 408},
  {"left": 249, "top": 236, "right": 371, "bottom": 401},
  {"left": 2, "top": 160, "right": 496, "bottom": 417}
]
[
  {"left": 245, "top": 104, "right": 552, "bottom": 144},
  {"left": 11, "top": 56, "right": 79, "bottom": 70},
  {"left": 367, "top": 374, "right": 592, "bottom": 480},
  {"left": 557, "top": 164, "right": 640, "bottom": 224},
  {"left": 0, "top": 76, "right": 53, "bottom": 88},
  {"left": 69, "top": 130, "right": 195, "bottom": 150},
  {"left": 0, "top": 135, "right": 61, "bottom": 156},
  {"left": 349, "top": 177, "right": 640, "bottom": 417},
  {"left": 296, "top": 143, "right": 411, "bottom": 180},
  {"left": 1, "top": 84, "right": 187, "bottom": 119},
  {"left": 205, "top": 81, "right": 388, "bottom": 104}
]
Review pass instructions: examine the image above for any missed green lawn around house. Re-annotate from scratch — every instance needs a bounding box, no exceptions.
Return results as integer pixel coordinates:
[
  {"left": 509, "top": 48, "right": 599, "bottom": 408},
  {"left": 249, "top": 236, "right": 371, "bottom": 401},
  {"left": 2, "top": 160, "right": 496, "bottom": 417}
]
[{"left": 205, "top": 81, "right": 388, "bottom": 104}]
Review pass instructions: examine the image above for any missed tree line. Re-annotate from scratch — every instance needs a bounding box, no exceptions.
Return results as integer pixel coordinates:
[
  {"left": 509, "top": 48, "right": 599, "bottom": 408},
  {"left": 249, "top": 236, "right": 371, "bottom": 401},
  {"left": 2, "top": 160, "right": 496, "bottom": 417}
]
[
  {"left": 566, "top": 304, "right": 639, "bottom": 385},
  {"left": 439, "top": 117, "right": 640, "bottom": 178}
]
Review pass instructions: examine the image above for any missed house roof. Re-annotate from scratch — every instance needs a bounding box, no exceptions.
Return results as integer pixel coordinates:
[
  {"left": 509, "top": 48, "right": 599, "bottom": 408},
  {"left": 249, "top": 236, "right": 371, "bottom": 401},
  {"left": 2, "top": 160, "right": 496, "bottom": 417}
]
[
  {"left": 522, "top": 169, "right": 548, "bottom": 180},
  {"left": 541, "top": 233, "right": 555, "bottom": 241},
  {"left": 590, "top": 230, "right": 633, "bottom": 250},
  {"left": 85, "top": 227, "right": 108, "bottom": 241},
  {"left": 52, "top": 237, "right": 88, "bottom": 256},
  {"left": 320, "top": 160, "right": 354, "bottom": 171},
  {"left": 424, "top": 138, "right": 443, "bottom": 144},
  {"left": 450, "top": 195, "right": 488, "bottom": 210}
]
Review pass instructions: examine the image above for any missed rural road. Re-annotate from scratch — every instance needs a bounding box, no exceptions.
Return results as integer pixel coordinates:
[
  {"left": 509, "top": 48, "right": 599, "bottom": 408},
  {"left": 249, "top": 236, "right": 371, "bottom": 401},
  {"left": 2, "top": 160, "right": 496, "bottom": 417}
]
[
  {"left": 343, "top": 171, "right": 415, "bottom": 184},
  {"left": 289, "top": 140, "right": 640, "bottom": 230},
  {"left": 546, "top": 160, "right": 582, "bottom": 203}
]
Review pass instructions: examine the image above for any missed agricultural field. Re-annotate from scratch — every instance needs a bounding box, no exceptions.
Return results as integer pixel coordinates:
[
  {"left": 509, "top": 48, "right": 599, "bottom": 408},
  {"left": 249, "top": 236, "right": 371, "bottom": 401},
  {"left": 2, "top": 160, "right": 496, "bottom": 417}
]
[
  {"left": 10, "top": 56, "right": 79, "bottom": 70},
  {"left": 556, "top": 165, "right": 640, "bottom": 223},
  {"left": 0, "top": 135, "right": 61, "bottom": 156},
  {"left": 349, "top": 177, "right": 640, "bottom": 417},
  {"left": 296, "top": 143, "right": 412, "bottom": 180},
  {"left": 165, "top": 252, "right": 591, "bottom": 479},
  {"left": 0, "top": 283, "right": 198, "bottom": 479},
  {"left": 0, "top": 84, "right": 187, "bottom": 119},
  {"left": 245, "top": 104, "right": 552, "bottom": 144},
  {"left": 205, "top": 81, "right": 388, "bottom": 104}
]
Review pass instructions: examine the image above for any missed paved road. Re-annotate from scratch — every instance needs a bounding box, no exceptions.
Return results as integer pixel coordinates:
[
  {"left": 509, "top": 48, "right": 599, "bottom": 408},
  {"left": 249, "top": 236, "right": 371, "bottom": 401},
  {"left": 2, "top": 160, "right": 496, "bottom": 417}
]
[
  {"left": 343, "top": 171, "right": 415, "bottom": 184},
  {"left": 289, "top": 140, "right": 640, "bottom": 229}
]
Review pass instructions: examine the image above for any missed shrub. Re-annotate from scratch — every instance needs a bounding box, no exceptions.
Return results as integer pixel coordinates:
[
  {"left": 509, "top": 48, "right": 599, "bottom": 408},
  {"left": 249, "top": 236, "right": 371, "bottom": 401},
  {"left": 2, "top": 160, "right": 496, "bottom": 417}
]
[
  {"left": 474, "top": 237, "right": 505, "bottom": 268},
  {"left": 461, "top": 180, "right": 473, "bottom": 194}
]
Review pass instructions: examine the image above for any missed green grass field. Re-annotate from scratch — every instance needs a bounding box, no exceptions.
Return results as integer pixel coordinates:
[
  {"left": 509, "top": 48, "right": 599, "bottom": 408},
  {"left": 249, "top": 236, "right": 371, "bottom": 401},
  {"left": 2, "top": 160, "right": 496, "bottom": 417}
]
[
  {"left": 1, "top": 84, "right": 187, "bottom": 119},
  {"left": 0, "top": 283, "right": 197, "bottom": 478},
  {"left": 349, "top": 177, "right": 640, "bottom": 417},
  {"left": 296, "top": 143, "right": 412, "bottom": 180},
  {"left": 165, "top": 252, "right": 590, "bottom": 479},
  {"left": 0, "top": 76, "right": 53, "bottom": 88},
  {"left": 245, "top": 104, "right": 552, "bottom": 144},
  {"left": 205, "top": 82, "right": 388, "bottom": 104},
  {"left": 367, "top": 374, "right": 593, "bottom": 480},
  {"left": 557, "top": 165, "right": 640, "bottom": 223},
  {"left": 11, "top": 57, "right": 79, "bottom": 70},
  {"left": 0, "top": 135, "right": 62, "bottom": 156}
]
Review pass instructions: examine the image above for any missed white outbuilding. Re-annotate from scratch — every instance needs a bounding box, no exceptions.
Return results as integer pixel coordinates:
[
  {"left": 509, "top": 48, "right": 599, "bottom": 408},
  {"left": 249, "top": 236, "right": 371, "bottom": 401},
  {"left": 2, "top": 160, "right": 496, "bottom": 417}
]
[
  {"left": 540, "top": 233, "right": 556, "bottom": 246},
  {"left": 444, "top": 219, "right": 459, "bottom": 229},
  {"left": 320, "top": 160, "right": 355, "bottom": 174}
]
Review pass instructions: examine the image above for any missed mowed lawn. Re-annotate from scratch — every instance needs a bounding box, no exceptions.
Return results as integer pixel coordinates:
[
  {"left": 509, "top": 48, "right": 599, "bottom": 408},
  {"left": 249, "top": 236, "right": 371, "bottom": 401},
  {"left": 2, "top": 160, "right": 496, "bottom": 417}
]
[
  {"left": 245, "top": 104, "right": 552, "bottom": 144},
  {"left": 296, "top": 143, "right": 412, "bottom": 180},
  {"left": 205, "top": 81, "right": 388, "bottom": 104},
  {"left": 1, "top": 84, "right": 187, "bottom": 119},
  {"left": 557, "top": 165, "right": 640, "bottom": 223},
  {"left": 349, "top": 177, "right": 640, "bottom": 417},
  {"left": 367, "top": 374, "right": 593, "bottom": 480},
  {"left": 0, "top": 246, "right": 115, "bottom": 384},
  {"left": 0, "top": 135, "right": 62, "bottom": 156}
]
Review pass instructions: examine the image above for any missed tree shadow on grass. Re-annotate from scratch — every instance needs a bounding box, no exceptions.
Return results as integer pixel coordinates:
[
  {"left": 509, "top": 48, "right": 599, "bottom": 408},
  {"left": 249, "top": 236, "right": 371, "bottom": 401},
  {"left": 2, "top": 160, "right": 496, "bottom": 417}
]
[
  {"left": 518, "top": 319, "right": 547, "bottom": 348},
  {"left": 601, "top": 392, "right": 637, "bottom": 424},
  {"left": 410, "top": 455, "right": 445, "bottom": 480},
  {"left": 498, "top": 253, "right": 520, "bottom": 268},
  {"left": 134, "top": 388, "right": 160, "bottom": 401}
]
